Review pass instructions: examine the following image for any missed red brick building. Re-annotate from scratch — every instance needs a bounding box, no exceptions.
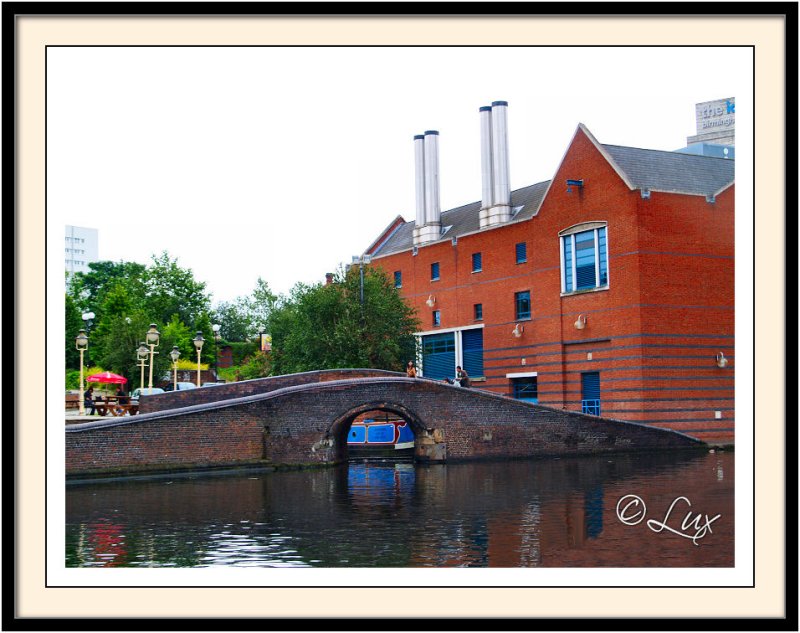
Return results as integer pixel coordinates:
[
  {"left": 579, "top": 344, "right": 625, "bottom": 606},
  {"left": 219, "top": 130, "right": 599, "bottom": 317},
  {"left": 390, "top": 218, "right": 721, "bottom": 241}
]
[{"left": 364, "top": 105, "right": 734, "bottom": 443}]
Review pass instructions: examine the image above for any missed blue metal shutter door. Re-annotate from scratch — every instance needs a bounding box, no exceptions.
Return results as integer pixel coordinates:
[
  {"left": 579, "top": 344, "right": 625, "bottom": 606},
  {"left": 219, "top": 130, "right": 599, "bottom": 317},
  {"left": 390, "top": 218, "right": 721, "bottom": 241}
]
[{"left": 461, "top": 329, "right": 484, "bottom": 378}]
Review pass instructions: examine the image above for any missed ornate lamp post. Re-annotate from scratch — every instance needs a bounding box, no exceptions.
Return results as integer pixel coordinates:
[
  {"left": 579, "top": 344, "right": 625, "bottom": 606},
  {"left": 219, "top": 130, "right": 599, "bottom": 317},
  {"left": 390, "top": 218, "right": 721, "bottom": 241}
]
[
  {"left": 75, "top": 329, "right": 89, "bottom": 416},
  {"left": 145, "top": 324, "right": 160, "bottom": 394},
  {"left": 193, "top": 332, "right": 205, "bottom": 387},
  {"left": 136, "top": 342, "right": 149, "bottom": 392},
  {"left": 169, "top": 346, "right": 181, "bottom": 391},
  {"left": 212, "top": 324, "right": 221, "bottom": 382}
]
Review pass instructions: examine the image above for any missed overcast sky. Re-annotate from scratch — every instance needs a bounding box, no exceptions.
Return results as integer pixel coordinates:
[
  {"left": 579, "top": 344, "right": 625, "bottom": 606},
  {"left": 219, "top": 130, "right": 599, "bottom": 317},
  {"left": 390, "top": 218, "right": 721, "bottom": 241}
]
[{"left": 49, "top": 46, "right": 748, "bottom": 305}]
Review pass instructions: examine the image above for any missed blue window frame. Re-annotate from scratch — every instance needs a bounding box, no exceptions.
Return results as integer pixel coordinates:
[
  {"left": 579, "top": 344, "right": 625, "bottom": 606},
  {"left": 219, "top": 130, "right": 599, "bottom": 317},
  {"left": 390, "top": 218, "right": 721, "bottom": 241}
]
[
  {"left": 511, "top": 377, "right": 538, "bottom": 403},
  {"left": 515, "top": 242, "right": 527, "bottom": 264},
  {"left": 474, "top": 303, "right": 483, "bottom": 321},
  {"left": 561, "top": 226, "right": 608, "bottom": 292},
  {"left": 472, "top": 252, "right": 482, "bottom": 272},
  {"left": 431, "top": 262, "right": 440, "bottom": 281},
  {"left": 515, "top": 291, "right": 531, "bottom": 320},
  {"left": 394, "top": 271, "right": 402, "bottom": 288},
  {"left": 432, "top": 310, "right": 441, "bottom": 327}
]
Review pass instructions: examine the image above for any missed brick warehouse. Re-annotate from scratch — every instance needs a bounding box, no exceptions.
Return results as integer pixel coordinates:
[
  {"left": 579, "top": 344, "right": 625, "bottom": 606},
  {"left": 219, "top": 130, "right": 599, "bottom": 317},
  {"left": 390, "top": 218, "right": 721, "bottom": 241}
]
[{"left": 363, "top": 101, "right": 735, "bottom": 444}]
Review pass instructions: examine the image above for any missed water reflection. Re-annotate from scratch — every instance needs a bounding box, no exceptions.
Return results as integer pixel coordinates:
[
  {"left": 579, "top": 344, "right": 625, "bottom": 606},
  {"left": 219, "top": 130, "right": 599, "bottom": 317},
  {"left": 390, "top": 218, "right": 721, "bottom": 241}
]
[{"left": 66, "top": 450, "right": 734, "bottom": 568}]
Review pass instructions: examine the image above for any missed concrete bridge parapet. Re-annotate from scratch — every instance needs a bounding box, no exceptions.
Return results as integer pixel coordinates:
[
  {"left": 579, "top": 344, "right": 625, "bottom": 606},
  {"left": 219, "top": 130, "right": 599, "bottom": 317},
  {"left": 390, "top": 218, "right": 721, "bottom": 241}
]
[{"left": 66, "top": 373, "right": 704, "bottom": 478}]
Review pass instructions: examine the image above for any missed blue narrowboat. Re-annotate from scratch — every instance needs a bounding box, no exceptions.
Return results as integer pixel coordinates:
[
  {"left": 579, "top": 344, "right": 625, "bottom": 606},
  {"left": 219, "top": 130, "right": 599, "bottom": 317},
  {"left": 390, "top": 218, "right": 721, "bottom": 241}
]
[{"left": 347, "top": 418, "right": 415, "bottom": 458}]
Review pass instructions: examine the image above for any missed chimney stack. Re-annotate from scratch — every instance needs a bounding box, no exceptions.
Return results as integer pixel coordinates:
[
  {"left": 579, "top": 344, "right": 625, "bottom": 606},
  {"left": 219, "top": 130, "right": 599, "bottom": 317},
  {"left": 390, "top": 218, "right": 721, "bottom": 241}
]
[
  {"left": 479, "top": 100, "right": 512, "bottom": 228},
  {"left": 412, "top": 130, "right": 442, "bottom": 246}
]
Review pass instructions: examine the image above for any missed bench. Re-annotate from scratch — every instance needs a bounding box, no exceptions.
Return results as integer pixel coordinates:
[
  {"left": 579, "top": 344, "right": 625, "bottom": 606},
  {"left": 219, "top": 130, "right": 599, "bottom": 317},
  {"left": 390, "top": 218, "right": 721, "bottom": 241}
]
[{"left": 65, "top": 394, "right": 80, "bottom": 410}]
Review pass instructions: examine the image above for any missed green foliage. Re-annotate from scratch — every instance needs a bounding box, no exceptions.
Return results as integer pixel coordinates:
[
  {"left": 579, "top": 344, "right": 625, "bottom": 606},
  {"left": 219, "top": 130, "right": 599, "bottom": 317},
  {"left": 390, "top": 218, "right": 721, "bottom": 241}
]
[
  {"left": 268, "top": 265, "right": 419, "bottom": 375},
  {"left": 65, "top": 295, "right": 84, "bottom": 370},
  {"left": 226, "top": 341, "right": 259, "bottom": 366},
  {"left": 143, "top": 252, "right": 211, "bottom": 326},
  {"left": 236, "top": 350, "right": 272, "bottom": 380},
  {"left": 212, "top": 299, "right": 253, "bottom": 342}
]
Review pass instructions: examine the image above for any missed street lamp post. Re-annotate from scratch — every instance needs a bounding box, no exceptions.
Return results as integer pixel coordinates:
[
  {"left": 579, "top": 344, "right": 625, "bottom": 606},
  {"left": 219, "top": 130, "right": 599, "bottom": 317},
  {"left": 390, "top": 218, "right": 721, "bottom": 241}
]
[
  {"left": 352, "top": 254, "right": 371, "bottom": 306},
  {"left": 193, "top": 332, "right": 205, "bottom": 387},
  {"left": 169, "top": 346, "right": 181, "bottom": 391},
  {"left": 212, "top": 324, "right": 221, "bottom": 382},
  {"left": 145, "top": 324, "right": 160, "bottom": 394},
  {"left": 75, "top": 329, "right": 89, "bottom": 416},
  {"left": 136, "top": 342, "right": 149, "bottom": 392}
]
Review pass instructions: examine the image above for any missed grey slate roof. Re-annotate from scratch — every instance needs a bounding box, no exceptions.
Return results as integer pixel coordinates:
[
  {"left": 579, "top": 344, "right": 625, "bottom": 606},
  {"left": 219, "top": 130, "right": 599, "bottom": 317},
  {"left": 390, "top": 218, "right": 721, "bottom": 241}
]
[
  {"left": 373, "top": 181, "right": 550, "bottom": 258},
  {"left": 602, "top": 144, "right": 735, "bottom": 196},
  {"left": 372, "top": 141, "right": 734, "bottom": 259}
]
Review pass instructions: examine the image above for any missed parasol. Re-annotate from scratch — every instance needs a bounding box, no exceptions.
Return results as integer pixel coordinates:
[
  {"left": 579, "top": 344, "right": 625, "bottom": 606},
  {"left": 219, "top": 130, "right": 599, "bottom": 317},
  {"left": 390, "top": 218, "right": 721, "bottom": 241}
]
[{"left": 86, "top": 371, "right": 128, "bottom": 385}]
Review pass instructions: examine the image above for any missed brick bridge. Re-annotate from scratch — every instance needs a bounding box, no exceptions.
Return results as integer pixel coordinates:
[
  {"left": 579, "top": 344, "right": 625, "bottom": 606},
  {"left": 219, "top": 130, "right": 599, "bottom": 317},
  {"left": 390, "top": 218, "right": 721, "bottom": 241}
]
[{"left": 65, "top": 369, "right": 703, "bottom": 477}]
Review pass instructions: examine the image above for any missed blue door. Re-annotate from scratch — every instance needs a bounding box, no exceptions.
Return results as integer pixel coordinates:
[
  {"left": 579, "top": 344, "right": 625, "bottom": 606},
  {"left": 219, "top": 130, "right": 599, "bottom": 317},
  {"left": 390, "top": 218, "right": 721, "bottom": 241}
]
[
  {"left": 461, "top": 329, "right": 484, "bottom": 379},
  {"left": 422, "top": 333, "right": 455, "bottom": 380},
  {"left": 581, "top": 372, "right": 601, "bottom": 415}
]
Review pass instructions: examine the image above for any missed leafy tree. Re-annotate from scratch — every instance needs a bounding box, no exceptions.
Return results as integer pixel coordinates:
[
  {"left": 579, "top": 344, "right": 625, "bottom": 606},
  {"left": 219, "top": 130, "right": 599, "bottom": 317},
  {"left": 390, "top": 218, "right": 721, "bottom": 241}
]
[
  {"left": 65, "top": 294, "right": 84, "bottom": 370},
  {"left": 67, "top": 260, "right": 147, "bottom": 319},
  {"left": 268, "top": 265, "right": 419, "bottom": 375},
  {"left": 249, "top": 277, "right": 277, "bottom": 335},
  {"left": 143, "top": 251, "right": 210, "bottom": 326},
  {"left": 212, "top": 298, "right": 253, "bottom": 342}
]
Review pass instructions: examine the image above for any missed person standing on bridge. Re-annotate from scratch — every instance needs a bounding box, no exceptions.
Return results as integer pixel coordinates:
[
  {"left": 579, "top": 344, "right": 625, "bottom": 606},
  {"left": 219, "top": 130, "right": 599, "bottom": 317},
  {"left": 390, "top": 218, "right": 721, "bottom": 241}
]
[
  {"left": 456, "top": 366, "right": 471, "bottom": 388},
  {"left": 406, "top": 361, "right": 417, "bottom": 378}
]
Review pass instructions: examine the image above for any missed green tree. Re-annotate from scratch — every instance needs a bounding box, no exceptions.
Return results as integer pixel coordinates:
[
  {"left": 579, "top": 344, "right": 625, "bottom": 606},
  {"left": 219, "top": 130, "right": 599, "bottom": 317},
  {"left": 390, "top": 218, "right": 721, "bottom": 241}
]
[
  {"left": 67, "top": 260, "right": 147, "bottom": 319},
  {"left": 65, "top": 294, "right": 84, "bottom": 370},
  {"left": 268, "top": 265, "right": 419, "bottom": 375},
  {"left": 249, "top": 277, "right": 277, "bottom": 335},
  {"left": 212, "top": 298, "right": 253, "bottom": 342},
  {"left": 143, "top": 251, "right": 210, "bottom": 326}
]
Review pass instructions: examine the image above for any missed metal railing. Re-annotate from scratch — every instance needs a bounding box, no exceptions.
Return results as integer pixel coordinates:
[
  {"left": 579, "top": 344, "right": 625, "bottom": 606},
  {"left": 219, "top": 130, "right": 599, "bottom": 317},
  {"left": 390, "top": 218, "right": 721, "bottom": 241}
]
[{"left": 581, "top": 399, "right": 601, "bottom": 416}]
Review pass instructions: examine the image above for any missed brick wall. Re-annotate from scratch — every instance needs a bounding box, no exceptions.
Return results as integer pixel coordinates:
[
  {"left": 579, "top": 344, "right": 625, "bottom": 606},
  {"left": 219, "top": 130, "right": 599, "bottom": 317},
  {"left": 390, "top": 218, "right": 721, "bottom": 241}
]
[
  {"left": 66, "top": 376, "right": 703, "bottom": 477},
  {"left": 369, "top": 127, "right": 734, "bottom": 443}
]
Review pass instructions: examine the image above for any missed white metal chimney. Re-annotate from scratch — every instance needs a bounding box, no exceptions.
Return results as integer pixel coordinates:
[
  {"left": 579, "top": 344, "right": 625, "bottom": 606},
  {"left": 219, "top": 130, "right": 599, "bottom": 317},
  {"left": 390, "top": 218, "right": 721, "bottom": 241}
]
[
  {"left": 414, "top": 134, "right": 426, "bottom": 229},
  {"left": 413, "top": 130, "right": 442, "bottom": 246},
  {"left": 480, "top": 100, "right": 512, "bottom": 228},
  {"left": 479, "top": 106, "right": 494, "bottom": 224}
]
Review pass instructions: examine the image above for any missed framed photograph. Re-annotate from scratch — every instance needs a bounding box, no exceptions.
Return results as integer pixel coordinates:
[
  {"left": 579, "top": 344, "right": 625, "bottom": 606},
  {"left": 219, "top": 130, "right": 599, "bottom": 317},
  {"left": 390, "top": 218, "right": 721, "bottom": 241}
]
[{"left": 5, "top": 3, "right": 796, "bottom": 628}]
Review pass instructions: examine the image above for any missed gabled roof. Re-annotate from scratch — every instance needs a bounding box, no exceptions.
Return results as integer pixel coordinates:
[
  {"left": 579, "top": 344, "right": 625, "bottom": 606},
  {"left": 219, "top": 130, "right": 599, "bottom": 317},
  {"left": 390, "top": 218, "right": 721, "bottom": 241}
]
[
  {"left": 372, "top": 181, "right": 550, "bottom": 258},
  {"left": 601, "top": 144, "right": 735, "bottom": 197},
  {"left": 370, "top": 125, "right": 735, "bottom": 259}
]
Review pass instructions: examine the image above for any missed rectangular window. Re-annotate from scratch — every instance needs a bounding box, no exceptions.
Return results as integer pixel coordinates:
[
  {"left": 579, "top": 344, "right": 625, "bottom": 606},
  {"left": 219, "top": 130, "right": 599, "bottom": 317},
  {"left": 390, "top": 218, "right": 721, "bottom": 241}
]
[
  {"left": 472, "top": 252, "right": 482, "bottom": 272},
  {"left": 394, "top": 271, "right": 402, "bottom": 288},
  {"left": 511, "top": 377, "right": 538, "bottom": 403},
  {"left": 474, "top": 303, "right": 483, "bottom": 321},
  {"left": 431, "top": 262, "right": 440, "bottom": 281},
  {"left": 432, "top": 310, "right": 441, "bottom": 327},
  {"left": 515, "top": 242, "right": 527, "bottom": 264},
  {"left": 562, "top": 227, "right": 608, "bottom": 292},
  {"left": 515, "top": 291, "right": 531, "bottom": 320}
]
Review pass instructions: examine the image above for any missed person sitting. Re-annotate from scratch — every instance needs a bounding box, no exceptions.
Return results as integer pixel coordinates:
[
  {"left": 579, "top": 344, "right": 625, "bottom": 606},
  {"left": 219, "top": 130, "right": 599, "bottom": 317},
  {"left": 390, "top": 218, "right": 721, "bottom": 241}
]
[
  {"left": 116, "top": 386, "right": 129, "bottom": 405},
  {"left": 456, "top": 366, "right": 471, "bottom": 388},
  {"left": 83, "top": 387, "right": 96, "bottom": 415},
  {"left": 406, "top": 361, "right": 417, "bottom": 378}
]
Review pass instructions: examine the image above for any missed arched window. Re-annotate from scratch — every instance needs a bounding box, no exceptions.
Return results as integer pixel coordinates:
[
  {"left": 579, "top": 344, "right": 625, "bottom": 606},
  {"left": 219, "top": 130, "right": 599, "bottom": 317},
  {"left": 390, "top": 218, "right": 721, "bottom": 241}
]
[{"left": 559, "top": 222, "right": 608, "bottom": 293}]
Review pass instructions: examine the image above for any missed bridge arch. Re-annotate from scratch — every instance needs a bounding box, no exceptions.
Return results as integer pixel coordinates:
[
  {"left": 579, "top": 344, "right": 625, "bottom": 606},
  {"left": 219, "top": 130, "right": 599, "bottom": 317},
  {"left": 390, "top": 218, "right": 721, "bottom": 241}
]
[{"left": 325, "top": 400, "right": 428, "bottom": 462}]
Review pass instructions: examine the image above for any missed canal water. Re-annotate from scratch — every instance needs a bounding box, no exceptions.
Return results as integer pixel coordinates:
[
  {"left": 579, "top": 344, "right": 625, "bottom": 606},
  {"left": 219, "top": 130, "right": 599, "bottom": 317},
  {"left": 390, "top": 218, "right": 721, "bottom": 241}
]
[{"left": 65, "top": 450, "right": 734, "bottom": 568}]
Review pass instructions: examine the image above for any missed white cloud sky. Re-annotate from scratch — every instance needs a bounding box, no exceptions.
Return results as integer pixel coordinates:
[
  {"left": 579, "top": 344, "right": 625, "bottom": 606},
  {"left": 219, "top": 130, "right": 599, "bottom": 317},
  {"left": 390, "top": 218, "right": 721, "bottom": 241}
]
[{"left": 48, "top": 46, "right": 746, "bottom": 304}]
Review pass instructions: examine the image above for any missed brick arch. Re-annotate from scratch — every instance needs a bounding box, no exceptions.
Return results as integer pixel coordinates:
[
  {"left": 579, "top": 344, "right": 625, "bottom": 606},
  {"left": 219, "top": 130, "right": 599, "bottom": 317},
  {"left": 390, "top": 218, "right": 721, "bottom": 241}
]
[
  {"left": 66, "top": 372, "right": 705, "bottom": 477},
  {"left": 325, "top": 400, "right": 428, "bottom": 462}
]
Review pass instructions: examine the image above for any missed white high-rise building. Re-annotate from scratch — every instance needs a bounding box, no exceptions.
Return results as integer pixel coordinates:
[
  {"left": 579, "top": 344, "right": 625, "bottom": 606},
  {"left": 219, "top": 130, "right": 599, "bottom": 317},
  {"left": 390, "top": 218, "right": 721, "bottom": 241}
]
[{"left": 65, "top": 225, "right": 99, "bottom": 283}]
